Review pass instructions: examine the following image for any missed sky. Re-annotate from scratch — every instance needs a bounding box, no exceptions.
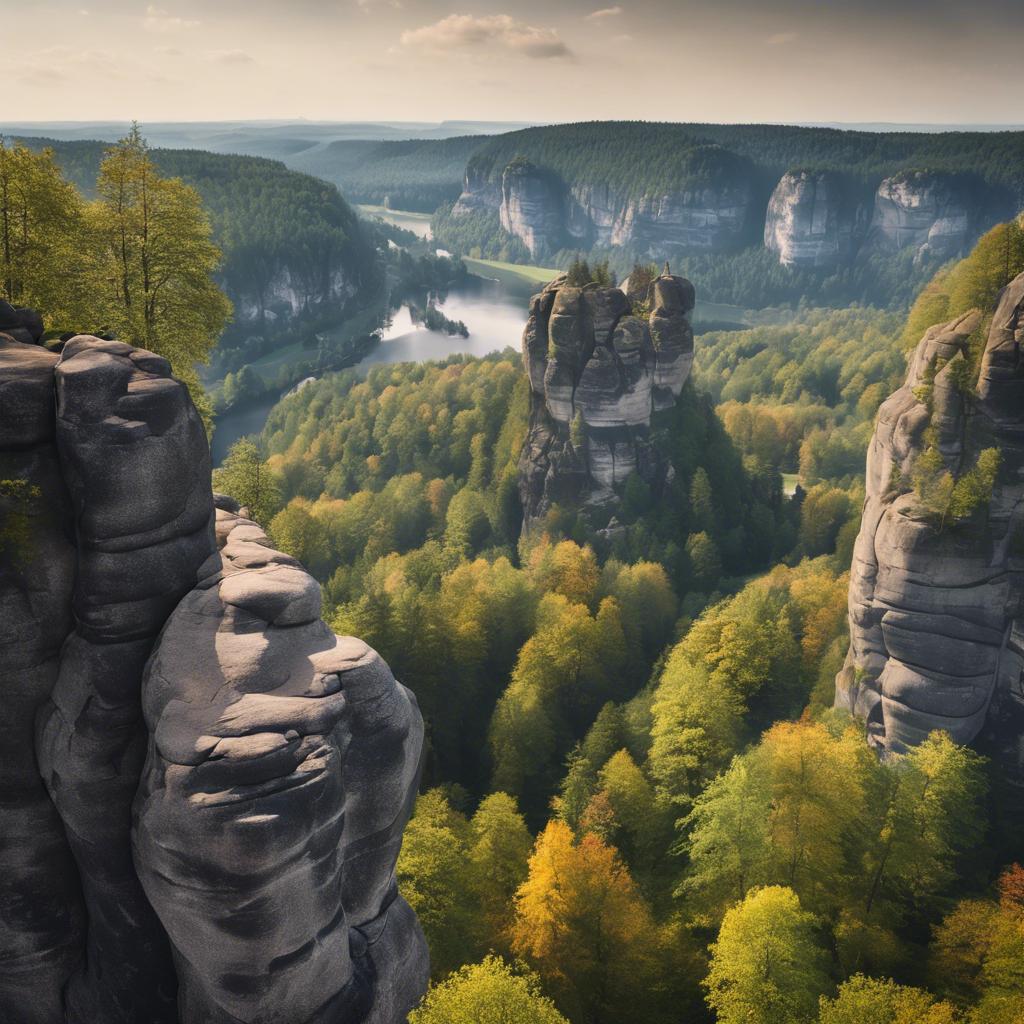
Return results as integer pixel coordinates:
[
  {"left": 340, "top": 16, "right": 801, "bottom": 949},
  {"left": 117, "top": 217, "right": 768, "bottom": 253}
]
[{"left": 3, "top": 0, "right": 1023, "bottom": 125}]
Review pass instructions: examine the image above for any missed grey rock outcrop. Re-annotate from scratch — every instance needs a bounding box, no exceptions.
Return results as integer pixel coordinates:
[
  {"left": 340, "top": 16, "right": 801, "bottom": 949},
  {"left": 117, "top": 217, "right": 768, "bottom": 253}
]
[
  {"left": 134, "top": 508, "right": 427, "bottom": 1024},
  {"left": 0, "top": 322, "right": 428, "bottom": 1023},
  {"left": 451, "top": 163, "right": 502, "bottom": 217},
  {"left": 835, "top": 273, "right": 1024, "bottom": 767},
  {"left": 499, "top": 160, "right": 564, "bottom": 260},
  {"left": 455, "top": 160, "right": 752, "bottom": 260},
  {"left": 519, "top": 270, "right": 694, "bottom": 527},
  {"left": 869, "top": 171, "right": 977, "bottom": 261},
  {"left": 764, "top": 170, "right": 857, "bottom": 268}
]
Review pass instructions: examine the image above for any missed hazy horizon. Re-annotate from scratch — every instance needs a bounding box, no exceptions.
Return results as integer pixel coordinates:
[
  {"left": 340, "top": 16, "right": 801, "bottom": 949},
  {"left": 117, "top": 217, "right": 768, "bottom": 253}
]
[{"left": 4, "top": 0, "right": 1022, "bottom": 125}]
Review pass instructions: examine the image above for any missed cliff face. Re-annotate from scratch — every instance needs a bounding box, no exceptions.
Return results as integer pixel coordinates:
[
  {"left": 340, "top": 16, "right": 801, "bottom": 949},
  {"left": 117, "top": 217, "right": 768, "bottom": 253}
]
[
  {"left": 456, "top": 161, "right": 751, "bottom": 259},
  {"left": 0, "top": 311, "right": 427, "bottom": 1024},
  {"left": 869, "top": 171, "right": 977, "bottom": 261},
  {"left": 519, "top": 271, "right": 694, "bottom": 527},
  {"left": 835, "top": 273, "right": 1024, "bottom": 768},
  {"left": 231, "top": 264, "right": 357, "bottom": 322},
  {"left": 764, "top": 170, "right": 857, "bottom": 268},
  {"left": 499, "top": 161, "right": 564, "bottom": 260}
]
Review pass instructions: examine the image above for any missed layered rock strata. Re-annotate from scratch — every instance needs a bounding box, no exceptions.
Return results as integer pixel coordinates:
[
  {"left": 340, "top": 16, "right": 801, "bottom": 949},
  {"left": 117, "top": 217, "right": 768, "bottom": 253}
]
[
  {"left": 835, "top": 273, "right": 1024, "bottom": 768},
  {"left": 0, "top": 318, "right": 427, "bottom": 1023},
  {"left": 499, "top": 160, "right": 564, "bottom": 260},
  {"left": 519, "top": 271, "right": 694, "bottom": 527}
]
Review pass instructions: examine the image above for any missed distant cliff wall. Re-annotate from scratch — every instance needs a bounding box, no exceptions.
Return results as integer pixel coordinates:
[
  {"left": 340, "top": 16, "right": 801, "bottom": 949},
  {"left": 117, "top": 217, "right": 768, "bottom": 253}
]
[{"left": 452, "top": 156, "right": 1000, "bottom": 267}]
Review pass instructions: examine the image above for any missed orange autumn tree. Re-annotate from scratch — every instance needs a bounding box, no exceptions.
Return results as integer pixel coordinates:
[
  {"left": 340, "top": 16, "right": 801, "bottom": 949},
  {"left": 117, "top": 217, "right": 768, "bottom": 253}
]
[{"left": 510, "top": 820, "right": 697, "bottom": 1024}]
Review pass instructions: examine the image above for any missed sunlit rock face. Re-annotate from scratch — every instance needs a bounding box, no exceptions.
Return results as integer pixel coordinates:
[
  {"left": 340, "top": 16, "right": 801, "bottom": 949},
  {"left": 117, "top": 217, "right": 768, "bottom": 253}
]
[
  {"left": 835, "top": 273, "right": 1024, "bottom": 771},
  {"left": 764, "top": 170, "right": 856, "bottom": 268},
  {"left": 134, "top": 509, "right": 428, "bottom": 1024},
  {"left": 518, "top": 271, "right": 694, "bottom": 527},
  {"left": 869, "top": 171, "right": 977, "bottom": 260},
  {"left": 0, "top": 317, "right": 428, "bottom": 1024}
]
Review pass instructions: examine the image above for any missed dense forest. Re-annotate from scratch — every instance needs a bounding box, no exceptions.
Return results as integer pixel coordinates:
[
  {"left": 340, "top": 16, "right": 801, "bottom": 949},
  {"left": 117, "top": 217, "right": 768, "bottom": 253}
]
[{"left": 203, "top": 215, "right": 1024, "bottom": 1024}]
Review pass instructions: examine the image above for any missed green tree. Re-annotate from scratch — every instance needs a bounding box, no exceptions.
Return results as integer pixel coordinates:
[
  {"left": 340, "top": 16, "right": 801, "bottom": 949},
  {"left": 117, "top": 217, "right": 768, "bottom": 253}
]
[
  {"left": 704, "top": 885, "right": 829, "bottom": 1024},
  {"left": 90, "top": 124, "right": 231, "bottom": 410},
  {"left": 212, "top": 438, "right": 282, "bottom": 526},
  {"left": 0, "top": 139, "right": 89, "bottom": 325},
  {"left": 396, "top": 789, "right": 476, "bottom": 979},
  {"left": 409, "top": 957, "right": 569, "bottom": 1024},
  {"left": 818, "top": 975, "right": 957, "bottom": 1024},
  {"left": 466, "top": 793, "right": 533, "bottom": 952}
]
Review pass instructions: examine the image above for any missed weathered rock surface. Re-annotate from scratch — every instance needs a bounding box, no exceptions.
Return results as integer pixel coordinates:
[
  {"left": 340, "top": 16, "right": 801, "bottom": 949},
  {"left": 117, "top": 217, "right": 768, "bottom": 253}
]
[
  {"left": 499, "top": 160, "right": 564, "bottom": 260},
  {"left": 135, "top": 510, "right": 427, "bottom": 1024},
  {"left": 0, "top": 321, "right": 428, "bottom": 1023},
  {"left": 764, "top": 170, "right": 857, "bottom": 268},
  {"left": 519, "top": 271, "right": 694, "bottom": 526},
  {"left": 456, "top": 160, "right": 752, "bottom": 259},
  {"left": 835, "top": 273, "right": 1024, "bottom": 768},
  {"left": 869, "top": 171, "right": 978, "bottom": 261}
]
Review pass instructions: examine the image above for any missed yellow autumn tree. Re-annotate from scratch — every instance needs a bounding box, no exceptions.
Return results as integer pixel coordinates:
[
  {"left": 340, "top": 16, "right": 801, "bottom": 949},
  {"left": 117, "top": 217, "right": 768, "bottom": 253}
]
[{"left": 511, "top": 820, "right": 676, "bottom": 1024}]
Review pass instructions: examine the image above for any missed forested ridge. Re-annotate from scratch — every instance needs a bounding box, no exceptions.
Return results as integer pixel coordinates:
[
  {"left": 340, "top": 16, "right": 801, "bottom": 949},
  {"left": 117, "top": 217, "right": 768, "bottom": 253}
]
[
  {"left": 289, "top": 134, "right": 487, "bottom": 212},
  {"left": 204, "top": 215, "right": 1024, "bottom": 1024},
  {"left": 465, "top": 121, "right": 1024, "bottom": 198},
  {"left": 14, "top": 135, "right": 378, "bottom": 313}
]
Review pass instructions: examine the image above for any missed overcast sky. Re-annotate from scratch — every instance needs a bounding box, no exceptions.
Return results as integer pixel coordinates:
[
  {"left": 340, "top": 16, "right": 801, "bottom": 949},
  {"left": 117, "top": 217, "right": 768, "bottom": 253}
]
[{"left": 4, "top": 0, "right": 1022, "bottom": 124}]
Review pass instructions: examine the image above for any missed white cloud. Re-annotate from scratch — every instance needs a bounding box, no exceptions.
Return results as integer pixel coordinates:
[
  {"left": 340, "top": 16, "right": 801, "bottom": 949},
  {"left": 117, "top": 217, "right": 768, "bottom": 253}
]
[
  {"left": 587, "top": 6, "right": 623, "bottom": 20},
  {"left": 208, "top": 49, "right": 256, "bottom": 65},
  {"left": 766, "top": 31, "right": 798, "bottom": 45},
  {"left": 144, "top": 5, "right": 200, "bottom": 32},
  {"left": 401, "top": 14, "right": 571, "bottom": 60}
]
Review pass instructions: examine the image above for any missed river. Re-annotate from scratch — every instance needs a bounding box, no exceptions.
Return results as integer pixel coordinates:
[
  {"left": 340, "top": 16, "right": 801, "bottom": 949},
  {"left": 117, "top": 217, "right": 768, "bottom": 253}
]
[{"left": 210, "top": 281, "right": 529, "bottom": 464}]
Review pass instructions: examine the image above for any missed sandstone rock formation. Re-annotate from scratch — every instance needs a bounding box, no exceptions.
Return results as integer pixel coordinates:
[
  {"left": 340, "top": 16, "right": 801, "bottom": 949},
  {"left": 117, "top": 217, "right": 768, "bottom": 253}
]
[
  {"left": 869, "top": 171, "right": 977, "bottom": 261},
  {"left": 835, "top": 273, "right": 1024, "bottom": 768},
  {"left": 764, "top": 170, "right": 857, "bottom": 268},
  {"left": 499, "top": 160, "right": 564, "bottom": 260},
  {"left": 455, "top": 160, "right": 752, "bottom": 259},
  {"left": 0, "top": 320, "right": 427, "bottom": 1023},
  {"left": 134, "top": 506, "right": 428, "bottom": 1024},
  {"left": 519, "top": 270, "right": 694, "bottom": 527}
]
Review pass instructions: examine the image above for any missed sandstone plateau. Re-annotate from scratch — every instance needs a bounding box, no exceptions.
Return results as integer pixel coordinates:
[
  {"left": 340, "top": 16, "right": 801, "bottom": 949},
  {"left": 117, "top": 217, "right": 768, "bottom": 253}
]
[
  {"left": 0, "top": 306, "right": 428, "bottom": 1024},
  {"left": 835, "top": 273, "right": 1024, "bottom": 770}
]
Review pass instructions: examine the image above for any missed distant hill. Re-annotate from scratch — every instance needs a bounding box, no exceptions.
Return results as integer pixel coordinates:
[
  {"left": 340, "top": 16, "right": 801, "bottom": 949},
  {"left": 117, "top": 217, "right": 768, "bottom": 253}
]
[{"left": 15, "top": 137, "right": 379, "bottom": 326}]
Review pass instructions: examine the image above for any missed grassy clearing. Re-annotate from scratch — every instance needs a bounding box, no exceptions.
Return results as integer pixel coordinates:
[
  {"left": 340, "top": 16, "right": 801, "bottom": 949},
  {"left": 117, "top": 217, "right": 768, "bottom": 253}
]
[
  {"left": 463, "top": 257, "right": 560, "bottom": 296},
  {"left": 782, "top": 473, "right": 801, "bottom": 496}
]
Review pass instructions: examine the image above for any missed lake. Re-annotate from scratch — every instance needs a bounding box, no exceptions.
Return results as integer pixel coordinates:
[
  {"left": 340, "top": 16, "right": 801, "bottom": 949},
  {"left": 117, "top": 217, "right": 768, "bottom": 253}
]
[
  {"left": 355, "top": 286, "right": 526, "bottom": 372},
  {"left": 211, "top": 282, "right": 528, "bottom": 464}
]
